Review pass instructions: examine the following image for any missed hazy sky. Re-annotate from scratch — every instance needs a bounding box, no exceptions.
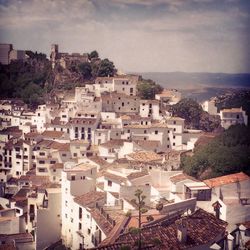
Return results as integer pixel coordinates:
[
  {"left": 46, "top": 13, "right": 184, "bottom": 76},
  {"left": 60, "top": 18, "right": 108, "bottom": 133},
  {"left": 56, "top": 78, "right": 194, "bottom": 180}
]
[{"left": 0, "top": 0, "right": 249, "bottom": 73}]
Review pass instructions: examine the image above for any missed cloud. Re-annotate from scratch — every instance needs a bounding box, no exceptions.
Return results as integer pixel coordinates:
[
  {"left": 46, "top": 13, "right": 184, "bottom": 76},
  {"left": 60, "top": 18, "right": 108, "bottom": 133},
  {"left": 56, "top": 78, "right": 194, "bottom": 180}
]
[
  {"left": 0, "top": 0, "right": 94, "bottom": 28},
  {"left": 0, "top": 0, "right": 249, "bottom": 73}
]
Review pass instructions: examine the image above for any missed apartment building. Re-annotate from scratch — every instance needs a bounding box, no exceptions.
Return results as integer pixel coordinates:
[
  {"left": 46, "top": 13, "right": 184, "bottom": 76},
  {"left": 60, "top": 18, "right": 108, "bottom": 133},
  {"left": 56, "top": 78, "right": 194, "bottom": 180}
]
[
  {"left": 27, "top": 186, "right": 61, "bottom": 250},
  {"left": 219, "top": 107, "right": 248, "bottom": 129},
  {"left": 61, "top": 162, "right": 97, "bottom": 247},
  {"left": 101, "top": 93, "right": 140, "bottom": 114}
]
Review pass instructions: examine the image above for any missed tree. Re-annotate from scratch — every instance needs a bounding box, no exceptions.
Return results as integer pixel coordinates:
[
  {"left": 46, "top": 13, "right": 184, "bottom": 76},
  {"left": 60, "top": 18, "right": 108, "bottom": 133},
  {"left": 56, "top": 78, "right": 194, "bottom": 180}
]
[
  {"left": 97, "top": 58, "right": 116, "bottom": 77},
  {"left": 131, "top": 189, "right": 148, "bottom": 250},
  {"left": 170, "top": 98, "right": 203, "bottom": 129},
  {"left": 88, "top": 50, "right": 99, "bottom": 60},
  {"left": 181, "top": 124, "right": 250, "bottom": 179},
  {"left": 170, "top": 98, "right": 221, "bottom": 131},
  {"left": 21, "top": 83, "right": 45, "bottom": 107},
  {"left": 137, "top": 79, "right": 163, "bottom": 100},
  {"left": 78, "top": 62, "right": 92, "bottom": 80}
]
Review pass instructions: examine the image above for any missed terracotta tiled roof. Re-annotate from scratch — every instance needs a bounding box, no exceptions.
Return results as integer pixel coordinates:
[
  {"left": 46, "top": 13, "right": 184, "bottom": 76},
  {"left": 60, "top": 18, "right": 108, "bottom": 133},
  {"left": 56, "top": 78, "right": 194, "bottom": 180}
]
[
  {"left": 126, "top": 151, "right": 162, "bottom": 163},
  {"left": 96, "top": 208, "right": 227, "bottom": 249},
  {"left": 0, "top": 242, "right": 16, "bottom": 250},
  {"left": 11, "top": 188, "right": 30, "bottom": 201},
  {"left": 24, "top": 132, "right": 40, "bottom": 138},
  {"left": 91, "top": 208, "right": 114, "bottom": 235},
  {"left": 50, "top": 117, "right": 67, "bottom": 126},
  {"left": 241, "top": 221, "right": 250, "bottom": 229},
  {"left": 15, "top": 199, "right": 28, "bottom": 208},
  {"left": 170, "top": 173, "right": 197, "bottom": 184},
  {"left": 103, "top": 172, "right": 127, "bottom": 184},
  {"left": 50, "top": 141, "right": 70, "bottom": 151},
  {"left": 18, "top": 175, "right": 50, "bottom": 187},
  {"left": 120, "top": 115, "right": 131, "bottom": 120},
  {"left": 100, "top": 139, "right": 129, "bottom": 149},
  {"left": 64, "top": 162, "right": 96, "bottom": 172},
  {"left": 88, "top": 156, "right": 108, "bottom": 166},
  {"left": 203, "top": 172, "right": 250, "bottom": 188},
  {"left": 50, "top": 163, "right": 63, "bottom": 169},
  {"left": 125, "top": 123, "right": 168, "bottom": 129},
  {"left": 127, "top": 170, "right": 149, "bottom": 181},
  {"left": 41, "top": 130, "right": 64, "bottom": 138},
  {"left": 74, "top": 191, "right": 106, "bottom": 208}
]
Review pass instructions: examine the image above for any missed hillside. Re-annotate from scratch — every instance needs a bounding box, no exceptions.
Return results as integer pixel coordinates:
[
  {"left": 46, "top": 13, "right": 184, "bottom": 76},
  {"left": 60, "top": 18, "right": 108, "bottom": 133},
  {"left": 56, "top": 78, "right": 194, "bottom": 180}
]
[{"left": 0, "top": 50, "right": 117, "bottom": 107}]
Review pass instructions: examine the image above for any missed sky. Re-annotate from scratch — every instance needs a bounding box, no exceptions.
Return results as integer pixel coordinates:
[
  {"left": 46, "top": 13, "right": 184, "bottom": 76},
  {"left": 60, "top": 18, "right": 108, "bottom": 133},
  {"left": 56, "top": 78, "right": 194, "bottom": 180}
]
[{"left": 0, "top": 0, "right": 249, "bottom": 73}]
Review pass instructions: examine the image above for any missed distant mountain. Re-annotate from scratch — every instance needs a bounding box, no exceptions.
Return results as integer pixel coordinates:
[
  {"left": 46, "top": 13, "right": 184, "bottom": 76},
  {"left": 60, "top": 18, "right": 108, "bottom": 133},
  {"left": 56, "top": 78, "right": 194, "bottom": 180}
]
[{"left": 135, "top": 72, "right": 250, "bottom": 102}]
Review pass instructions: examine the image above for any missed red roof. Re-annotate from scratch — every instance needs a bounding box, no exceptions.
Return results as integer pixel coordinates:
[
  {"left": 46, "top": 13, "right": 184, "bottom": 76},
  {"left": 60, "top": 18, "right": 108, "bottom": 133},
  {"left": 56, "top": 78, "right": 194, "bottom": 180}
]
[{"left": 204, "top": 172, "right": 250, "bottom": 188}]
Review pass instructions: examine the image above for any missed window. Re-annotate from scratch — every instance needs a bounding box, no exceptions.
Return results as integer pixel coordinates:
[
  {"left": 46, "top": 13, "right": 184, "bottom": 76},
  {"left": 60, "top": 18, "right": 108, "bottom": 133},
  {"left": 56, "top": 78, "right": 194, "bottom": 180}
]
[
  {"left": 38, "top": 168, "right": 46, "bottom": 172},
  {"left": 73, "top": 153, "right": 77, "bottom": 157},
  {"left": 39, "top": 160, "right": 45, "bottom": 164},
  {"left": 50, "top": 160, "right": 56, "bottom": 164},
  {"left": 71, "top": 175, "right": 76, "bottom": 181},
  {"left": 174, "top": 128, "right": 176, "bottom": 132},
  {"left": 155, "top": 130, "right": 158, "bottom": 135},
  {"left": 79, "top": 223, "right": 82, "bottom": 230},
  {"left": 88, "top": 228, "right": 91, "bottom": 235},
  {"left": 79, "top": 207, "right": 82, "bottom": 219},
  {"left": 173, "top": 135, "right": 176, "bottom": 139},
  {"left": 108, "top": 180, "right": 112, "bottom": 187},
  {"left": 144, "top": 130, "right": 147, "bottom": 134},
  {"left": 173, "top": 121, "right": 176, "bottom": 125},
  {"left": 173, "top": 143, "right": 175, "bottom": 146},
  {"left": 62, "top": 153, "right": 67, "bottom": 157},
  {"left": 71, "top": 218, "right": 73, "bottom": 223}
]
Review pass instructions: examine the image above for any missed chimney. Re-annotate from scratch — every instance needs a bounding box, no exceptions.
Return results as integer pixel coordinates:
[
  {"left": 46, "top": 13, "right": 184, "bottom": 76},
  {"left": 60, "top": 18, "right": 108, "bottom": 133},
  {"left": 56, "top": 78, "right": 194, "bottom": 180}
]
[
  {"left": 177, "top": 220, "right": 187, "bottom": 243},
  {"left": 227, "top": 233, "right": 234, "bottom": 250}
]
